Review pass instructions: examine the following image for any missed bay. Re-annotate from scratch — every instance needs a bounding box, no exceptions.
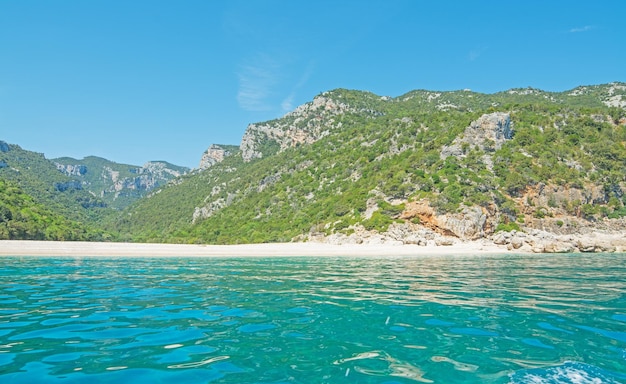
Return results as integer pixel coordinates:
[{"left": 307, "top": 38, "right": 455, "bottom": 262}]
[{"left": 0, "top": 253, "right": 625, "bottom": 383}]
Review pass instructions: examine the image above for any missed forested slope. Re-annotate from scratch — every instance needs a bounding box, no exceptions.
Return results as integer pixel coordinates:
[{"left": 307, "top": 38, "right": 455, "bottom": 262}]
[
  {"left": 0, "top": 179, "right": 105, "bottom": 240},
  {"left": 110, "top": 83, "right": 626, "bottom": 244},
  {"left": 0, "top": 141, "right": 111, "bottom": 224}
]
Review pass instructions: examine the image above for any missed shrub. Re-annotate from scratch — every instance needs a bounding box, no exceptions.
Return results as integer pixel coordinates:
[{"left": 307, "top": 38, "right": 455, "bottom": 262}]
[
  {"left": 378, "top": 201, "right": 405, "bottom": 217},
  {"left": 333, "top": 220, "right": 349, "bottom": 231},
  {"left": 363, "top": 211, "right": 394, "bottom": 232},
  {"left": 608, "top": 206, "right": 626, "bottom": 219},
  {"left": 534, "top": 208, "right": 547, "bottom": 219},
  {"left": 580, "top": 204, "right": 598, "bottom": 219},
  {"left": 495, "top": 222, "right": 520, "bottom": 232}
]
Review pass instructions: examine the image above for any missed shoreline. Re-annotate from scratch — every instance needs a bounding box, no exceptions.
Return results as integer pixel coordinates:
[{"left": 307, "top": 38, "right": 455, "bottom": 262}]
[{"left": 0, "top": 240, "right": 520, "bottom": 257}]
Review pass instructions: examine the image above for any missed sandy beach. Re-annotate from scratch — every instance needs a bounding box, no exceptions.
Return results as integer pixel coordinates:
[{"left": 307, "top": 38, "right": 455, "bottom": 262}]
[{"left": 0, "top": 240, "right": 517, "bottom": 257}]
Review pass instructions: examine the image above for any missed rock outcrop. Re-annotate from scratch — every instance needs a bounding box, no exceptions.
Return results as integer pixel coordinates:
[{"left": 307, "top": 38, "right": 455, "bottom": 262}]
[
  {"left": 520, "top": 182, "right": 623, "bottom": 211},
  {"left": 139, "top": 161, "right": 186, "bottom": 179},
  {"left": 240, "top": 93, "right": 356, "bottom": 162},
  {"left": 309, "top": 222, "right": 439, "bottom": 246},
  {"left": 400, "top": 201, "right": 488, "bottom": 240},
  {"left": 199, "top": 144, "right": 232, "bottom": 170},
  {"left": 0, "top": 141, "right": 9, "bottom": 152},
  {"left": 441, "top": 112, "right": 512, "bottom": 159},
  {"left": 191, "top": 193, "right": 238, "bottom": 223},
  {"left": 106, "top": 162, "right": 185, "bottom": 193},
  {"left": 489, "top": 228, "right": 626, "bottom": 253},
  {"left": 50, "top": 157, "right": 189, "bottom": 209},
  {"left": 436, "top": 207, "right": 488, "bottom": 240},
  {"left": 55, "top": 163, "right": 88, "bottom": 176}
]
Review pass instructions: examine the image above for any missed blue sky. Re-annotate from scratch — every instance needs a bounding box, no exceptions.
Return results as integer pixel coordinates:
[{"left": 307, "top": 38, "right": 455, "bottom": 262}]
[{"left": 1, "top": 0, "right": 625, "bottom": 168}]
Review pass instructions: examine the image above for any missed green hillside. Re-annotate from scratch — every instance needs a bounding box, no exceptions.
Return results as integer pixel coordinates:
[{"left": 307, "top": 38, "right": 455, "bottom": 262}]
[
  {"left": 0, "top": 141, "right": 111, "bottom": 224},
  {"left": 109, "top": 83, "right": 626, "bottom": 244},
  {"left": 0, "top": 179, "right": 106, "bottom": 240},
  {"left": 52, "top": 156, "right": 189, "bottom": 210},
  {"left": 0, "top": 141, "right": 190, "bottom": 240}
]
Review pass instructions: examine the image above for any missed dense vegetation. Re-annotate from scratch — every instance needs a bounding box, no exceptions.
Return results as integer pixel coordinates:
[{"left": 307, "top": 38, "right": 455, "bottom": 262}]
[
  {"left": 109, "top": 83, "right": 626, "bottom": 244},
  {"left": 2, "top": 84, "right": 625, "bottom": 243},
  {"left": 0, "top": 179, "right": 106, "bottom": 240},
  {"left": 0, "top": 142, "right": 112, "bottom": 224}
]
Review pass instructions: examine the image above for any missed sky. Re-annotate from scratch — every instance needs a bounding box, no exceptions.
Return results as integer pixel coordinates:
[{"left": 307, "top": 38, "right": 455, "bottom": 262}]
[{"left": 1, "top": 0, "right": 625, "bottom": 168}]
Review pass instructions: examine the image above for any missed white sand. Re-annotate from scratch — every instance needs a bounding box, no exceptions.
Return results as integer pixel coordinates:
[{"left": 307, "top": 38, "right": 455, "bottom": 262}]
[{"left": 0, "top": 240, "right": 517, "bottom": 257}]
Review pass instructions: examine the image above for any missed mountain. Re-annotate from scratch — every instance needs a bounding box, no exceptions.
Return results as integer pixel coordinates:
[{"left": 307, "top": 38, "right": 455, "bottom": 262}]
[
  {"left": 0, "top": 141, "right": 111, "bottom": 224},
  {"left": 110, "top": 83, "right": 626, "bottom": 246},
  {"left": 52, "top": 156, "right": 189, "bottom": 210},
  {"left": 0, "top": 140, "right": 189, "bottom": 239}
]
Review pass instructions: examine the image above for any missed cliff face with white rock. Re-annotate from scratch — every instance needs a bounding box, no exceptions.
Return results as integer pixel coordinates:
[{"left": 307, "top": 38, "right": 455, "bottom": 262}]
[
  {"left": 240, "top": 90, "right": 384, "bottom": 162},
  {"left": 53, "top": 157, "right": 189, "bottom": 209},
  {"left": 441, "top": 112, "right": 513, "bottom": 159},
  {"left": 198, "top": 144, "right": 238, "bottom": 170}
]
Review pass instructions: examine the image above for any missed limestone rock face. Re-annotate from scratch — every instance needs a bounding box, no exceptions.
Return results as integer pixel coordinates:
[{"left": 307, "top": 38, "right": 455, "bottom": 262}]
[
  {"left": 441, "top": 112, "right": 512, "bottom": 159},
  {"left": 523, "top": 183, "right": 623, "bottom": 210},
  {"left": 436, "top": 206, "right": 487, "bottom": 240},
  {"left": 55, "top": 163, "right": 88, "bottom": 176},
  {"left": 50, "top": 157, "right": 189, "bottom": 209},
  {"left": 400, "top": 201, "right": 487, "bottom": 240},
  {"left": 0, "top": 141, "right": 9, "bottom": 152},
  {"left": 601, "top": 83, "right": 626, "bottom": 108},
  {"left": 199, "top": 144, "right": 232, "bottom": 170},
  {"left": 192, "top": 192, "right": 238, "bottom": 223},
  {"left": 140, "top": 161, "right": 186, "bottom": 178},
  {"left": 106, "top": 162, "right": 185, "bottom": 193},
  {"left": 487, "top": 228, "right": 626, "bottom": 254},
  {"left": 240, "top": 93, "right": 355, "bottom": 162},
  {"left": 310, "top": 222, "right": 438, "bottom": 246}
]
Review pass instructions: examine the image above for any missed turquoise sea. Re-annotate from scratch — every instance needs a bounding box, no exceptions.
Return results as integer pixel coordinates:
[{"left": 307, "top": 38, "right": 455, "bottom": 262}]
[{"left": 0, "top": 254, "right": 625, "bottom": 383}]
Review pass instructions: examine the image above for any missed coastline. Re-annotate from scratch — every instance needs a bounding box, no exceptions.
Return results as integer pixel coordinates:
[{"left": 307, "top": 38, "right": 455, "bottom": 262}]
[
  {"left": 0, "top": 239, "right": 519, "bottom": 257},
  {"left": 2, "top": 228, "right": 624, "bottom": 257}
]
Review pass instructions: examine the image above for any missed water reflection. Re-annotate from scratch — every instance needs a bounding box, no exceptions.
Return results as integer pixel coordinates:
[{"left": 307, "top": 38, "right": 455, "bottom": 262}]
[{"left": 231, "top": 255, "right": 626, "bottom": 317}]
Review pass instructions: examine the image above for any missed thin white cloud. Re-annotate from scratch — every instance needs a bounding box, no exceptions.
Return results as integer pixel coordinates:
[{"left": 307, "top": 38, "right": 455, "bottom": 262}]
[
  {"left": 280, "top": 94, "right": 294, "bottom": 112},
  {"left": 237, "top": 55, "right": 315, "bottom": 114},
  {"left": 569, "top": 25, "right": 593, "bottom": 33},
  {"left": 236, "top": 54, "right": 280, "bottom": 112},
  {"left": 468, "top": 50, "right": 481, "bottom": 61},
  {"left": 468, "top": 47, "right": 487, "bottom": 62},
  {"left": 279, "top": 62, "right": 315, "bottom": 113}
]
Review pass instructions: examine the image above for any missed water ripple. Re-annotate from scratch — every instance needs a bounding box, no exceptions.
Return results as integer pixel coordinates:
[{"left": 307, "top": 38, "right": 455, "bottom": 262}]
[{"left": 0, "top": 254, "right": 624, "bottom": 383}]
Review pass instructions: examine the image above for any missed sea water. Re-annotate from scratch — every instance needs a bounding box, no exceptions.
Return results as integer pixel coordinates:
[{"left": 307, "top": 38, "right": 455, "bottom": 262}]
[{"left": 0, "top": 254, "right": 624, "bottom": 383}]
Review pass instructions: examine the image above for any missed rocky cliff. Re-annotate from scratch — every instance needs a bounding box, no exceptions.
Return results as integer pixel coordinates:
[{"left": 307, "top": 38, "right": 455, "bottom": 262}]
[
  {"left": 198, "top": 144, "right": 237, "bottom": 170},
  {"left": 55, "top": 163, "right": 87, "bottom": 176},
  {"left": 441, "top": 112, "right": 513, "bottom": 159},
  {"left": 52, "top": 157, "right": 189, "bottom": 210},
  {"left": 240, "top": 90, "right": 384, "bottom": 161}
]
